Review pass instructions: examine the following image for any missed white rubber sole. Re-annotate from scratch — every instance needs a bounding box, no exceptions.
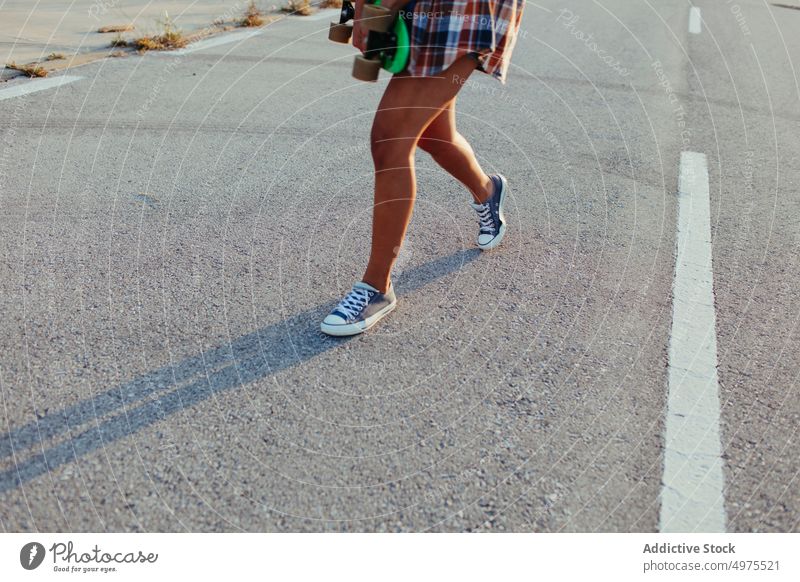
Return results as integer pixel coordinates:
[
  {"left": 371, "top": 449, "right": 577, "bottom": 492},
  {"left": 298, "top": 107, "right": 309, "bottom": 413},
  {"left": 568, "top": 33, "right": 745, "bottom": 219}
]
[
  {"left": 478, "top": 223, "right": 507, "bottom": 250},
  {"left": 478, "top": 174, "right": 508, "bottom": 251},
  {"left": 320, "top": 300, "right": 397, "bottom": 337}
]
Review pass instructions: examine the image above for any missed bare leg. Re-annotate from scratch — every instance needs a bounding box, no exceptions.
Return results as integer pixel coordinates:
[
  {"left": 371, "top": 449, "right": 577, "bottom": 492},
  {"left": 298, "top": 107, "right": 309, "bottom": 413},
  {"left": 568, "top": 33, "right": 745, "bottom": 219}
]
[
  {"left": 418, "top": 100, "right": 494, "bottom": 204},
  {"left": 361, "top": 55, "right": 479, "bottom": 293}
]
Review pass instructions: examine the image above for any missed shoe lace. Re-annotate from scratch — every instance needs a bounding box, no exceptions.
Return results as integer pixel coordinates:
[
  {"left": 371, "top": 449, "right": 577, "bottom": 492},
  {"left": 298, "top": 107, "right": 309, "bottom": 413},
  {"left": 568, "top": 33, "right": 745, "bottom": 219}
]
[
  {"left": 475, "top": 203, "right": 495, "bottom": 235},
  {"left": 336, "top": 287, "right": 373, "bottom": 320}
]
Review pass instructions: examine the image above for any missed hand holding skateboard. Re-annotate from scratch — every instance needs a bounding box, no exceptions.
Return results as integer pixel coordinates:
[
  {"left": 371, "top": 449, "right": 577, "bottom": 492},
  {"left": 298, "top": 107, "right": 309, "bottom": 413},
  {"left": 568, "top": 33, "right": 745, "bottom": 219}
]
[{"left": 328, "top": 0, "right": 412, "bottom": 82}]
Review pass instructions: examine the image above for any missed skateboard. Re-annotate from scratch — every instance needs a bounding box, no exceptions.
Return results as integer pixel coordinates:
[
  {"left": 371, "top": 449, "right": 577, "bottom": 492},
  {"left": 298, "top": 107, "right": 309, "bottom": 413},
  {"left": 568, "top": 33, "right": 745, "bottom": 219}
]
[{"left": 328, "top": 0, "right": 413, "bottom": 82}]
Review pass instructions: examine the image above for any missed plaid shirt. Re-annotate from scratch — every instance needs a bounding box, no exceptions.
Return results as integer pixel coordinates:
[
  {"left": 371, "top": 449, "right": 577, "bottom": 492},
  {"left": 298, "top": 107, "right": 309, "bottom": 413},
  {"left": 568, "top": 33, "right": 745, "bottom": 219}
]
[{"left": 403, "top": 0, "right": 525, "bottom": 83}]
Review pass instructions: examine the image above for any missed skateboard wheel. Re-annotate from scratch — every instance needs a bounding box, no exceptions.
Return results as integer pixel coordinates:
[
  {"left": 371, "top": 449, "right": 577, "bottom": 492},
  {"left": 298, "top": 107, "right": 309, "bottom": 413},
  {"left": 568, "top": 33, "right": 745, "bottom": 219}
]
[
  {"left": 361, "top": 4, "right": 394, "bottom": 33},
  {"left": 353, "top": 55, "right": 382, "bottom": 82},
  {"left": 328, "top": 22, "right": 353, "bottom": 44}
]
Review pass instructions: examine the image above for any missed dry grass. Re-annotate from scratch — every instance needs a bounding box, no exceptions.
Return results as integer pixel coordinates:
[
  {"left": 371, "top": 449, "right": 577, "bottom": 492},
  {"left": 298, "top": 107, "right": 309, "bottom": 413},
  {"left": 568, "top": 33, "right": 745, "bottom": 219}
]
[
  {"left": 45, "top": 52, "right": 65, "bottom": 61},
  {"left": 130, "top": 14, "right": 188, "bottom": 52},
  {"left": 282, "top": 0, "right": 313, "bottom": 16},
  {"left": 240, "top": 1, "right": 264, "bottom": 27},
  {"left": 98, "top": 24, "right": 135, "bottom": 33},
  {"left": 108, "top": 34, "right": 128, "bottom": 48},
  {"left": 319, "top": 0, "right": 343, "bottom": 8},
  {"left": 109, "top": 51, "right": 127, "bottom": 58},
  {"left": 5, "top": 61, "right": 48, "bottom": 77}
]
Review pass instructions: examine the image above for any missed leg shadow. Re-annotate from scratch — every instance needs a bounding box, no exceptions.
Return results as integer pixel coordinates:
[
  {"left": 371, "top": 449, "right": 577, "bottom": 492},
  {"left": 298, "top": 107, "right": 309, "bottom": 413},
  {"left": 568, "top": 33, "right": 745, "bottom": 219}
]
[{"left": 0, "top": 249, "right": 479, "bottom": 493}]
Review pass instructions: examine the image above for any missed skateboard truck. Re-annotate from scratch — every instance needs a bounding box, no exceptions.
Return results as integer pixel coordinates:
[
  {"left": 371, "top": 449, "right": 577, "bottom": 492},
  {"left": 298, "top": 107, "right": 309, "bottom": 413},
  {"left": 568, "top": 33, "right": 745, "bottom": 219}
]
[
  {"left": 328, "top": 1, "right": 412, "bottom": 82},
  {"left": 328, "top": 0, "right": 356, "bottom": 44}
]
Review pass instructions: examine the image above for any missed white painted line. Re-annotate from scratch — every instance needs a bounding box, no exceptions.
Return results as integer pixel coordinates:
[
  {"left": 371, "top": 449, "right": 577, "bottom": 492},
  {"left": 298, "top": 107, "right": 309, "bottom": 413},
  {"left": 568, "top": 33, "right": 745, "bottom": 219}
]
[
  {"left": 302, "top": 9, "right": 341, "bottom": 22},
  {"left": 169, "top": 27, "right": 266, "bottom": 55},
  {"left": 689, "top": 7, "right": 702, "bottom": 34},
  {"left": 157, "top": 10, "right": 350, "bottom": 56},
  {"left": 0, "top": 75, "right": 82, "bottom": 101},
  {"left": 660, "top": 151, "right": 726, "bottom": 533}
]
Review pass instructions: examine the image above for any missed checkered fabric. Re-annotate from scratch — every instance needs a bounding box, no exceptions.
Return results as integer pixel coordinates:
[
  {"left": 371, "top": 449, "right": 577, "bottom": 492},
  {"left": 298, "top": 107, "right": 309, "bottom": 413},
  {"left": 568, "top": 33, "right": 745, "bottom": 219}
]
[{"left": 402, "top": 0, "right": 525, "bottom": 83}]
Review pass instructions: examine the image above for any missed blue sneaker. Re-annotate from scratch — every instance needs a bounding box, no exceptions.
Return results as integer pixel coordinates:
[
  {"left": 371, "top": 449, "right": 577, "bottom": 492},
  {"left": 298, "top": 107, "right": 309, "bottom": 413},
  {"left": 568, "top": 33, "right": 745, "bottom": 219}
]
[
  {"left": 470, "top": 174, "right": 508, "bottom": 250},
  {"left": 320, "top": 281, "right": 397, "bottom": 336}
]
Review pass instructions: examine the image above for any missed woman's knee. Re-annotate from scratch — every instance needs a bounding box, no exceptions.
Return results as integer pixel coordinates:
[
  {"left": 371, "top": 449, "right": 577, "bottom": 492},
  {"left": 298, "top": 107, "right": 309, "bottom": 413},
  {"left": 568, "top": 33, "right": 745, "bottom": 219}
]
[
  {"left": 417, "top": 135, "right": 452, "bottom": 157},
  {"left": 370, "top": 122, "right": 416, "bottom": 167},
  {"left": 418, "top": 129, "right": 459, "bottom": 158}
]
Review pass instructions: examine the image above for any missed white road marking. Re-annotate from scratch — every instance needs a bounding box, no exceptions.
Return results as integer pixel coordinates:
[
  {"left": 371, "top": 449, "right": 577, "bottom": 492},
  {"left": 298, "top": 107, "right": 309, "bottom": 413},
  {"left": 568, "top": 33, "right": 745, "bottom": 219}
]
[
  {"left": 303, "top": 9, "right": 342, "bottom": 22},
  {"left": 0, "top": 75, "right": 82, "bottom": 101},
  {"left": 169, "top": 27, "right": 267, "bottom": 55},
  {"left": 689, "top": 7, "right": 702, "bottom": 34},
  {"left": 660, "top": 151, "right": 726, "bottom": 533}
]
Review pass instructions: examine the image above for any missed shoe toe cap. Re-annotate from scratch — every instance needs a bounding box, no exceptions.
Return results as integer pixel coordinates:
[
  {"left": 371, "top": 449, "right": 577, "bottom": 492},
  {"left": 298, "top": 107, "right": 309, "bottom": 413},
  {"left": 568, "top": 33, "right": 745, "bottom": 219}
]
[
  {"left": 478, "top": 233, "right": 495, "bottom": 246},
  {"left": 322, "top": 313, "right": 347, "bottom": 326}
]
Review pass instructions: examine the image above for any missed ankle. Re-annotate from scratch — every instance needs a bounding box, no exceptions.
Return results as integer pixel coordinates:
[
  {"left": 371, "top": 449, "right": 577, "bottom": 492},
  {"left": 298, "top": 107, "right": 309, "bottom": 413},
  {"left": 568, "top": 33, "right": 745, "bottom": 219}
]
[
  {"left": 361, "top": 275, "right": 390, "bottom": 294},
  {"left": 474, "top": 175, "right": 494, "bottom": 204}
]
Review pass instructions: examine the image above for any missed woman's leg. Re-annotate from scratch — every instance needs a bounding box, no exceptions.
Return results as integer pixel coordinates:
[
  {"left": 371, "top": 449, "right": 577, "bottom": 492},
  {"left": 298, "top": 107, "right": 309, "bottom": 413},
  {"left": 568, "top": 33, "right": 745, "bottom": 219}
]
[
  {"left": 361, "top": 55, "right": 480, "bottom": 293},
  {"left": 417, "top": 101, "right": 494, "bottom": 204}
]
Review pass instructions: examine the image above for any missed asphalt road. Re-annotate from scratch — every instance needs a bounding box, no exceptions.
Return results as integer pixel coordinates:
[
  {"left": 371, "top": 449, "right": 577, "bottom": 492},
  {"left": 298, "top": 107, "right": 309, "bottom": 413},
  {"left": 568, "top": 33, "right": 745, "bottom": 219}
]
[{"left": 0, "top": 0, "right": 798, "bottom": 532}]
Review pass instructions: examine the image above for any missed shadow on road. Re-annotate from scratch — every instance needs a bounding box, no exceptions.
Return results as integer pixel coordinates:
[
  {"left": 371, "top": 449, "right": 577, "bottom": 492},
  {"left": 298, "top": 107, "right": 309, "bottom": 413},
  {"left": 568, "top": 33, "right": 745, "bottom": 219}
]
[{"left": 0, "top": 249, "right": 479, "bottom": 493}]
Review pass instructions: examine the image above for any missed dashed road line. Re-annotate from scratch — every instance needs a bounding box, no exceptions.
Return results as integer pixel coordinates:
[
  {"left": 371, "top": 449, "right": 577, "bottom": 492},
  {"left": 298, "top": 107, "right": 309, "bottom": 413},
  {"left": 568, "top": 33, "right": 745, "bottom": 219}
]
[
  {"left": 0, "top": 75, "right": 82, "bottom": 101},
  {"left": 168, "top": 27, "right": 268, "bottom": 55},
  {"left": 302, "top": 9, "right": 341, "bottom": 21},
  {"left": 660, "top": 151, "right": 726, "bottom": 533},
  {"left": 689, "top": 7, "right": 703, "bottom": 34}
]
